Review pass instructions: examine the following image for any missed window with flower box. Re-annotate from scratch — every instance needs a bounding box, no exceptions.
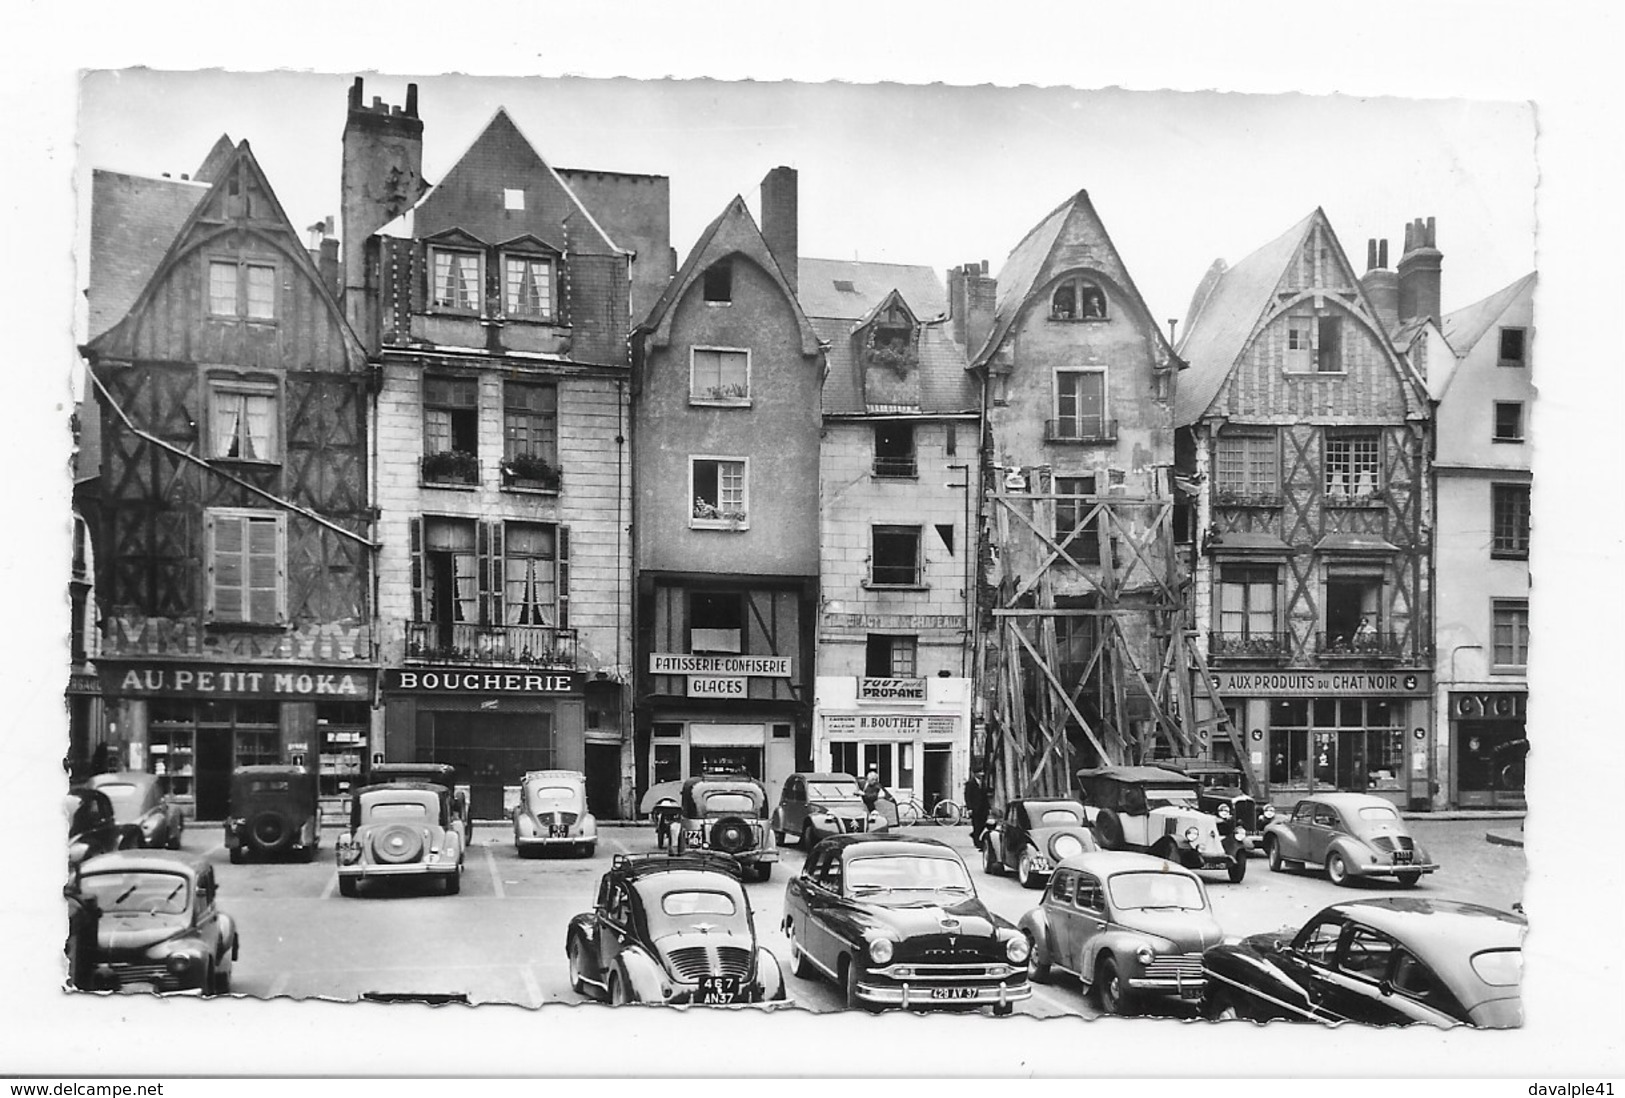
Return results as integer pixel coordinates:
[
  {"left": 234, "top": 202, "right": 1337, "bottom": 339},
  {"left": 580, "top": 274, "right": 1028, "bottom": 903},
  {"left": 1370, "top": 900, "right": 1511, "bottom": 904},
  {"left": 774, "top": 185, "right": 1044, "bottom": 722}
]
[
  {"left": 502, "top": 381, "right": 559, "bottom": 489},
  {"left": 690, "top": 347, "right": 751, "bottom": 405},
  {"left": 691, "top": 457, "right": 748, "bottom": 529}
]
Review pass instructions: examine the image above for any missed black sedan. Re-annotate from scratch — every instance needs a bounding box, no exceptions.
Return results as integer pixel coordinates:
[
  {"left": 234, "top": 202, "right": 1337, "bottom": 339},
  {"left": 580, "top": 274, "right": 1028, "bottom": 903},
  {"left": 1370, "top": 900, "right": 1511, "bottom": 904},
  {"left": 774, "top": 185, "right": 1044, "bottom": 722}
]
[
  {"left": 782, "top": 834, "right": 1030, "bottom": 1015},
  {"left": 1201, "top": 897, "right": 1524, "bottom": 1028},
  {"left": 86, "top": 772, "right": 185, "bottom": 850}
]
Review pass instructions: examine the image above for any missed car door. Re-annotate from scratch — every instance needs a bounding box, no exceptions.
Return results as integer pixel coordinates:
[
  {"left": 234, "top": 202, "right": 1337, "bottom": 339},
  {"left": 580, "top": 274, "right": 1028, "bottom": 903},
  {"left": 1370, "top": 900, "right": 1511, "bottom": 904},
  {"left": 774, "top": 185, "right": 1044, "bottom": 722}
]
[
  {"left": 1071, "top": 872, "right": 1110, "bottom": 980},
  {"left": 1305, "top": 804, "right": 1343, "bottom": 865},
  {"left": 1040, "top": 869, "right": 1079, "bottom": 968},
  {"left": 1255, "top": 915, "right": 1346, "bottom": 1021},
  {"left": 1008, "top": 804, "right": 1033, "bottom": 869},
  {"left": 778, "top": 776, "right": 804, "bottom": 835},
  {"left": 1277, "top": 801, "right": 1316, "bottom": 861},
  {"left": 1314, "top": 924, "right": 1414, "bottom": 1026},
  {"left": 596, "top": 880, "right": 631, "bottom": 976},
  {"left": 793, "top": 848, "right": 839, "bottom": 973}
]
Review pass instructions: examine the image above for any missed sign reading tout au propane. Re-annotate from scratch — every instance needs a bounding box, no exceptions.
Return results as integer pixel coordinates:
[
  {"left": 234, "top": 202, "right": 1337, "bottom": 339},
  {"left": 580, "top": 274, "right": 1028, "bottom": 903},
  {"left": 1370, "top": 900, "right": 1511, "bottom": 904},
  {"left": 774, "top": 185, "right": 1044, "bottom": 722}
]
[
  {"left": 857, "top": 677, "right": 926, "bottom": 702},
  {"left": 650, "top": 653, "right": 791, "bottom": 677}
]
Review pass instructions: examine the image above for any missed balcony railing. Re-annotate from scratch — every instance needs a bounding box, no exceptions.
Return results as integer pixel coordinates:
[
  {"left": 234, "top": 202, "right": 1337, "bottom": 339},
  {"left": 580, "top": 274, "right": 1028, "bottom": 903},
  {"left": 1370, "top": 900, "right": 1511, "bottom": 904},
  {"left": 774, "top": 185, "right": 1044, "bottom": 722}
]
[
  {"left": 406, "top": 621, "right": 578, "bottom": 668},
  {"left": 1045, "top": 419, "right": 1118, "bottom": 444},
  {"left": 1317, "top": 631, "right": 1404, "bottom": 659},
  {"left": 872, "top": 456, "right": 918, "bottom": 478},
  {"left": 1209, "top": 632, "right": 1291, "bottom": 659}
]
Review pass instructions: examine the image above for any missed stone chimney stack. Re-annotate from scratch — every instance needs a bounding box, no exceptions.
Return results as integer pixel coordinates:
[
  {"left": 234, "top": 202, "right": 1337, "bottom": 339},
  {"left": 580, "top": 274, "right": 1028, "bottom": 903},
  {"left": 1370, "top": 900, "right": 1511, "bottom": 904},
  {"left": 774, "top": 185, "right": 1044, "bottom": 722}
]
[
  {"left": 1360, "top": 236, "right": 1400, "bottom": 334},
  {"left": 949, "top": 260, "right": 997, "bottom": 355},
  {"left": 340, "top": 77, "right": 425, "bottom": 341},
  {"left": 759, "top": 166, "right": 798, "bottom": 295},
  {"left": 1397, "top": 216, "right": 1442, "bottom": 325}
]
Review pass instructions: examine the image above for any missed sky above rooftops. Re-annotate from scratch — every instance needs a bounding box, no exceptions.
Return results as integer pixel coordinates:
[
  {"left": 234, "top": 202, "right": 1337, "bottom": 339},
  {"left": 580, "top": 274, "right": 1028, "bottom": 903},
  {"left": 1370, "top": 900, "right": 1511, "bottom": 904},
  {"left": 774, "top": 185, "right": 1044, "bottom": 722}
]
[{"left": 76, "top": 71, "right": 1534, "bottom": 349}]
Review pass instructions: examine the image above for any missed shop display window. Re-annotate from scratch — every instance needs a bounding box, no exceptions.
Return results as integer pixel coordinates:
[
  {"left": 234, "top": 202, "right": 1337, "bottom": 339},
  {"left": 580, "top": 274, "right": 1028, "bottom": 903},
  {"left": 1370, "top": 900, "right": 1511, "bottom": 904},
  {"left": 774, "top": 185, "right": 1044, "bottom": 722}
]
[
  {"left": 316, "top": 701, "right": 368, "bottom": 798},
  {"left": 1267, "top": 698, "right": 1404, "bottom": 792}
]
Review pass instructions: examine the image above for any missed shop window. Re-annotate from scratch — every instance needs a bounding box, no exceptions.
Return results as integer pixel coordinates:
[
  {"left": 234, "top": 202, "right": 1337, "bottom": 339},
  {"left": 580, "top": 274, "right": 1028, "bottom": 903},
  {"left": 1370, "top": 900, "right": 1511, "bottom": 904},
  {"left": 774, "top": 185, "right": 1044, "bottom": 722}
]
[
  {"left": 208, "top": 259, "right": 277, "bottom": 320},
  {"left": 1492, "top": 600, "right": 1530, "bottom": 670},
  {"left": 829, "top": 741, "right": 859, "bottom": 779},
  {"left": 1324, "top": 432, "right": 1381, "bottom": 501},
  {"left": 1498, "top": 327, "right": 1527, "bottom": 367},
  {"left": 652, "top": 742, "right": 683, "bottom": 785},
  {"left": 690, "top": 347, "right": 751, "bottom": 404},
  {"left": 1270, "top": 698, "right": 1404, "bottom": 791},
  {"left": 205, "top": 509, "right": 286, "bottom": 625},
  {"left": 865, "top": 635, "right": 917, "bottom": 677},
  {"left": 208, "top": 378, "right": 279, "bottom": 462},
  {"left": 1054, "top": 475, "right": 1101, "bottom": 564},
  {"left": 860, "top": 744, "right": 894, "bottom": 787},
  {"left": 148, "top": 700, "right": 199, "bottom": 799},
  {"left": 1053, "top": 369, "right": 1108, "bottom": 440},
  {"left": 423, "top": 375, "right": 480, "bottom": 485},
  {"left": 502, "top": 253, "right": 553, "bottom": 320},
  {"left": 316, "top": 702, "right": 368, "bottom": 798},
  {"left": 873, "top": 423, "right": 916, "bottom": 477},
  {"left": 1214, "top": 432, "right": 1279, "bottom": 500},
  {"left": 503, "top": 522, "right": 560, "bottom": 627},
  {"left": 702, "top": 261, "right": 733, "bottom": 304},
  {"left": 691, "top": 457, "right": 748, "bottom": 528},
  {"left": 1050, "top": 277, "right": 1107, "bottom": 320},
  {"left": 689, "top": 591, "right": 744, "bottom": 654},
  {"left": 1491, "top": 484, "right": 1531, "bottom": 559},
  {"left": 1493, "top": 402, "right": 1525, "bottom": 442},
  {"left": 871, "top": 526, "right": 922, "bottom": 586},
  {"left": 431, "top": 246, "right": 482, "bottom": 313}
]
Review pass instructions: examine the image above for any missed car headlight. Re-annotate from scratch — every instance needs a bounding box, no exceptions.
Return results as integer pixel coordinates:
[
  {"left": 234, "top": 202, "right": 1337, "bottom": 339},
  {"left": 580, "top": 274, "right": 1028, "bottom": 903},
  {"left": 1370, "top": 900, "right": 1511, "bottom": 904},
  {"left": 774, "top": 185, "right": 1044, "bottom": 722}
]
[
  {"left": 1234, "top": 827, "right": 1248, "bottom": 843},
  {"left": 868, "top": 937, "right": 894, "bottom": 964},
  {"left": 141, "top": 818, "right": 160, "bottom": 835},
  {"left": 1006, "top": 936, "right": 1030, "bottom": 963},
  {"left": 1184, "top": 826, "right": 1200, "bottom": 844},
  {"left": 166, "top": 952, "right": 199, "bottom": 976},
  {"left": 1052, "top": 834, "right": 1084, "bottom": 860},
  {"left": 1216, "top": 804, "right": 1232, "bottom": 820},
  {"left": 1135, "top": 946, "right": 1155, "bottom": 966}
]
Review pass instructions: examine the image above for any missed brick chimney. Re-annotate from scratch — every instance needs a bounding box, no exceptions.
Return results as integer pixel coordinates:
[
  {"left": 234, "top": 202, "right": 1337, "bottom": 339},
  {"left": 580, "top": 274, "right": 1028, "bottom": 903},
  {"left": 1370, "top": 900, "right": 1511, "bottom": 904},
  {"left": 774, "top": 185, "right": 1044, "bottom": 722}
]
[
  {"left": 341, "top": 77, "right": 425, "bottom": 341},
  {"left": 1397, "top": 216, "right": 1442, "bottom": 325},
  {"left": 949, "top": 261, "right": 997, "bottom": 355},
  {"left": 1359, "top": 237, "right": 1399, "bottom": 334},
  {"left": 759, "top": 166, "right": 798, "bottom": 294}
]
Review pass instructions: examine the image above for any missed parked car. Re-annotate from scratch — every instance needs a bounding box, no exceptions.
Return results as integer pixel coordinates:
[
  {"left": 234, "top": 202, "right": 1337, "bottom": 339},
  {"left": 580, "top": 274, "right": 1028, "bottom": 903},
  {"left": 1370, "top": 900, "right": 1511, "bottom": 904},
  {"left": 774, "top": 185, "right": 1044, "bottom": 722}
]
[
  {"left": 224, "top": 765, "right": 321, "bottom": 864},
  {"left": 369, "top": 762, "right": 472, "bottom": 846},
  {"left": 980, "top": 798, "right": 1098, "bottom": 888},
  {"left": 674, "top": 773, "right": 778, "bottom": 882},
  {"left": 513, "top": 769, "right": 597, "bottom": 858},
  {"left": 782, "top": 833, "right": 1031, "bottom": 1016},
  {"left": 87, "top": 772, "right": 185, "bottom": 851},
  {"left": 1261, "top": 793, "right": 1436, "bottom": 887},
  {"left": 336, "top": 782, "right": 464, "bottom": 897},
  {"left": 1020, "top": 850, "right": 1224, "bottom": 1015},
  {"left": 565, "top": 851, "right": 788, "bottom": 1007},
  {"left": 66, "top": 786, "right": 125, "bottom": 871},
  {"left": 70, "top": 850, "right": 238, "bottom": 995},
  {"left": 770, "top": 772, "right": 875, "bottom": 848},
  {"left": 1166, "top": 759, "right": 1273, "bottom": 854},
  {"left": 1076, "top": 766, "right": 1247, "bottom": 883},
  {"left": 1201, "top": 898, "right": 1524, "bottom": 1028}
]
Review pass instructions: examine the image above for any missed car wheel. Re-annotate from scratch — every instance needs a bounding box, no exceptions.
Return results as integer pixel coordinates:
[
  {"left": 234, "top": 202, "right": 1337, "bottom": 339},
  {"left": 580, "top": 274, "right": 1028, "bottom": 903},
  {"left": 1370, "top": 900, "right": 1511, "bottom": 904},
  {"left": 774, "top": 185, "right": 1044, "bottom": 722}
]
[
  {"left": 1202, "top": 987, "right": 1237, "bottom": 1022},
  {"left": 983, "top": 839, "right": 1004, "bottom": 876},
  {"left": 302, "top": 845, "right": 318, "bottom": 864},
  {"left": 1154, "top": 840, "right": 1181, "bottom": 865},
  {"left": 1017, "top": 851, "right": 1041, "bottom": 890},
  {"left": 582, "top": 841, "right": 597, "bottom": 859},
  {"left": 1227, "top": 855, "right": 1247, "bottom": 884},
  {"left": 229, "top": 846, "right": 245, "bottom": 865},
  {"left": 445, "top": 873, "right": 461, "bottom": 896},
  {"left": 1097, "top": 955, "right": 1132, "bottom": 1016},
  {"left": 248, "top": 812, "right": 295, "bottom": 854},
  {"left": 212, "top": 959, "right": 233, "bottom": 996},
  {"left": 802, "top": 824, "right": 818, "bottom": 851},
  {"left": 168, "top": 824, "right": 183, "bottom": 852},
  {"left": 1326, "top": 852, "right": 1351, "bottom": 887},
  {"left": 338, "top": 876, "right": 358, "bottom": 898},
  {"left": 567, "top": 935, "right": 594, "bottom": 997},
  {"left": 1028, "top": 938, "right": 1052, "bottom": 984},
  {"left": 1094, "top": 809, "right": 1125, "bottom": 850},
  {"left": 201, "top": 962, "right": 218, "bottom": 997},
  {"left": 753, "top": 863, "right": 773, "bottom": 883},
  {"left": 789, "top": 934, "right": 814, "bottom": 980},
  {"left": 609, "top": 968, "right": 634, "bottom": 1006},
  {"left": 1395, "top": 870, "right": 1422, "bottom": 888},
  {"left": 1265, "top": 838, "right": 1285, "bottom": 873},
  {"left": 842, "top": 959, "right": 877, "bottom": 1013}
]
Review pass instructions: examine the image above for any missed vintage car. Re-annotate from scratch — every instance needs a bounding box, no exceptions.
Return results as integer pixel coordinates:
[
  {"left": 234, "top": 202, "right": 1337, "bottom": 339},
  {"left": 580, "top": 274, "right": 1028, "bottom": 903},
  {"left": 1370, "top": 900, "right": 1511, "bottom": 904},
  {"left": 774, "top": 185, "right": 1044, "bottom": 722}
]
[
  {"left": 67, "top": 786, "right": 126, "bottom": 870},
  {"left": 369, "top": 762, "right": 473, "bottom": 846},
  {"left": 513, "top": 769, "right": 597, "bottom": 858},
  {"left": 781, "top": 833, "right": 1031, "bottom": 1016},
  {"left": 1019, "top": 850, "right": 1224, "bottom": 1015},
  {"left": 1201, "top": 898, "right": 1524, "bottom": 1028},
  {"left": 336, "top": 782, "right": 464, "bottom": 896},
  {"left": 770, "top": 772, "right": 875, "bottom": 848},
  {"left": 565, "top": 851, "right": 788, "bottom": 1007},
  {"left": 1166, "top": 759, "right": 1274, "bottom": 854},
  {"left": 981, "top": 798, "right": 1098, "bottom": 888},
  {"left": 71, "top": 850, "right": 238, "bottom": 995},
  {"left": 87, "top": 772, "right": 185, "bottom": 851},
  {"left": 224, "top": 765, "right": 321, "bottom": 864},
  {"left": 674, "top": 773, "right": 779, "bottom": 882},
  {"left": 1076, "top": 766, "right": 1247, "bottom": 883},
  {"left": 1261, "top": 793, "right": 1437, "bottom": 887}
]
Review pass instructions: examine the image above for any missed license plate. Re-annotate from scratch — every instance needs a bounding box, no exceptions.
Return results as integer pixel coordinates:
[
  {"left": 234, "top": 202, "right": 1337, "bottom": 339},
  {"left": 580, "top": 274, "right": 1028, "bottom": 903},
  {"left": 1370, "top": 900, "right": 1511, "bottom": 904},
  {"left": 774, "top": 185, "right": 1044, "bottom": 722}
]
[
  {"left": 1393, "top": 849, "right": 1414, "bottom": 863},
  {"left": 550, "top": 825, "right": 569, "bottom": 839},
  {"left": 927, "top": 986, "right": 978, "bottom": 1001},
  {"left": 697, "top": 976, "right": 743, "bottom": 1004}
]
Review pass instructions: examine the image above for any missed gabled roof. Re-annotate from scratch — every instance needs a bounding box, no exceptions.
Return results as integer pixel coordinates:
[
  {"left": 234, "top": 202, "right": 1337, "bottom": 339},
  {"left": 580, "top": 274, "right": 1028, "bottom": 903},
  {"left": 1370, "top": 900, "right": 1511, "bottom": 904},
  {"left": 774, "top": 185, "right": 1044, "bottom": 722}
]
[
  {"left": 798, "top": 257, "right": 946, "bottom": 321},
  {"left": 86, "top": 169, "right": 210, "bottom": 340},
  {"left": 1173, "top": 211, "right": 1317, "bottom": 426},
  {"left": 1442, "top": 272, "right": 1538, "bottom": 358},
  {"left": 637, "top": 195, "right": 822, "bottom": 357},
  {"left": 376, "top": 108, "right": 621, "bottom": 256},
  {"left": 975, "top": 189, "right": 1175, "bottom": 370}
]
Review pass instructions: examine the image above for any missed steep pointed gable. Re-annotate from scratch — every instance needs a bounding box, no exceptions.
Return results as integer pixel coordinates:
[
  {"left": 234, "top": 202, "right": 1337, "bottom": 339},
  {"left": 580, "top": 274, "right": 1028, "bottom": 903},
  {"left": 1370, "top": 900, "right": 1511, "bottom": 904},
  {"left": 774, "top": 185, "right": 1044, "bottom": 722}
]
[
  {"left": 639, "top": 195, "right": 822, "bottom": 357},
  {"left": 193, "top": 134, "right": 237, "bottom": 183},
  {"left": 85, "top": 141, "right": 365, "bottom": 369},
  {"left": 975, "top": 189, "right": 1176, "bottom": 369},
  {"left": 1442, "top": 272, "right": 1537, "bottom": 360}
]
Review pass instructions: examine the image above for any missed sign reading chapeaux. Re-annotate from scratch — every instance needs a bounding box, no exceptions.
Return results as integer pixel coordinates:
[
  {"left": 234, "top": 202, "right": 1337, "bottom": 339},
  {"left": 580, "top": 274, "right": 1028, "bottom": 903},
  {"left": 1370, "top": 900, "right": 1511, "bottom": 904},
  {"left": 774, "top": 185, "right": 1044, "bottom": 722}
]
[{"left": 102, "top": 662, "right": 375, "bottom": 700}]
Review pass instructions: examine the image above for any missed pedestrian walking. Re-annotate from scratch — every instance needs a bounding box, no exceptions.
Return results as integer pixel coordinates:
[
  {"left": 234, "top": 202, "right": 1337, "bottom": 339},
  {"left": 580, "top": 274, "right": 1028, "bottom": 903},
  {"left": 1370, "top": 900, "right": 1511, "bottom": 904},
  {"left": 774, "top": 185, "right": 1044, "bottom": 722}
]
[
  {"left": 964, "top": 772, "right": 990, "bottom": 848},
  {"left": 861, "top": 767, "right": 882, "bottom": 813}
]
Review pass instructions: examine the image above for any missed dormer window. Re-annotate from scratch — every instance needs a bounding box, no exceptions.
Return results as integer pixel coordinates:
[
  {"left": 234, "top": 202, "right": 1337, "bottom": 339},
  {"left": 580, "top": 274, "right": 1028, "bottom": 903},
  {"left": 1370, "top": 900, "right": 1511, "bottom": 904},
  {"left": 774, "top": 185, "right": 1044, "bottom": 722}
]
[
  {"left": 865, "top": 301, "right": 916, "bottom": 372},
  {"left": 703, "top": 261, "right": 733, "bottom": 304},
  {"left": 503, "top": 253, "right": 554, "bottom": 320},
  {"left": 431, "top": 247, "right": 483, "bottom": 313},
  {"left": 1051, "top": 277, "right": 1107, "bottom": 321}
]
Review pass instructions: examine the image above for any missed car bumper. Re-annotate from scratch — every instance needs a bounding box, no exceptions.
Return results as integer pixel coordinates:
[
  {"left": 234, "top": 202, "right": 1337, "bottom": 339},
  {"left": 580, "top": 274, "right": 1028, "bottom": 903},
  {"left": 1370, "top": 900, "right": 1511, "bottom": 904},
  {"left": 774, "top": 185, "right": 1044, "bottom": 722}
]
[
  {"left": 856, "top": 979, "right": 1031, "bottom": 1010},
  {"left": 516, "top": 835, "right": 590, "bottom": 850},
  {"left": 339, "top": 863, "right": 459, "bottom": 879},
  {"left": 1350, "top": 860, "right": 1439, "bottom": 877},
  {"left": 1127, "top": 974, "right": 1207, "bottom": 998}
]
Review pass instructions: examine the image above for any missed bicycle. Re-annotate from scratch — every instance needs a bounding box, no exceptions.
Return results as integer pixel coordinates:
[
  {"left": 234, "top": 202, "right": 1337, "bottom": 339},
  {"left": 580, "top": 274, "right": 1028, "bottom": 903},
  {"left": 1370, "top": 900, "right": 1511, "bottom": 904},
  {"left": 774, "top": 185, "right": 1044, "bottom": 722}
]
[{"left": 890, "top": 792, "right": 964, "bottom": 827}]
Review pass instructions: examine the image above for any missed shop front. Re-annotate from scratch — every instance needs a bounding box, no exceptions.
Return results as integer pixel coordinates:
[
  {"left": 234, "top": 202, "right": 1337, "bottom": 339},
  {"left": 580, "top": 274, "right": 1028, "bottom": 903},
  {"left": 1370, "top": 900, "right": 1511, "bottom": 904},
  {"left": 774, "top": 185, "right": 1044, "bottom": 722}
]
[
  {"left": 641, "top": 653, "right": 801, "bottom": 799},
  {"left": 1449, "top": 690, "right": 1526, "bottom": 809},
  {"left": 1205, "top": 668, "right": 1433, "bottom": 810},
  {"left": 382, "top": 668, "right": 585, "bottom": 820},
  {"left": 813, "top": 675, "right": 971, "bottom": 811},
  {"left": 97, "top": 661, "right": 378, "bottom": 820}
]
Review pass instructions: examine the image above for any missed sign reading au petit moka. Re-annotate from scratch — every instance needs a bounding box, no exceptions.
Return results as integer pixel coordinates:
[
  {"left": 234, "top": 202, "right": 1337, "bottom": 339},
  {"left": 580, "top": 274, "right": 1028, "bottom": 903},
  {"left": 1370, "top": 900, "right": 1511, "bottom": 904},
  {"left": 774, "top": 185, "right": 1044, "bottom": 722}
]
[{"left": 103, "top": 662, "right": 375, "bottom": 700}]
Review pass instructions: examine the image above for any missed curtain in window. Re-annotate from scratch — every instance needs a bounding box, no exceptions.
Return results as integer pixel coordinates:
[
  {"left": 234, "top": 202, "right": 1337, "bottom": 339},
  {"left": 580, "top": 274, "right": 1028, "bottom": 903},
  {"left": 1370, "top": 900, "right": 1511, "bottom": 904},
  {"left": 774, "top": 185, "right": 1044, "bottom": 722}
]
[
  {"left": 692, "top": 350, "right": 748, "bottom": 399},
  {"left": 504, "top": 256, "right": 551, "bottom": 317},
  {"left": 1057, "top": 372, "right": 1104, "bottom": 436},
  {"left": 434, "top": 251, "right": 481, "bottom": 310},
  {"left": 245, "top": 266, "right": 275, "bottom": 319},
  {"left": 209, "top": 263, "right": 237, "bottom": 315},
  {"left": 424, "top": 408, "right": 453, "bottom": 454},
  {"left": 213, "top": 398, "right": 242, "bottom": 459},
  {"left": 503, "top": 525, "right": 556, "bottom": 625}
]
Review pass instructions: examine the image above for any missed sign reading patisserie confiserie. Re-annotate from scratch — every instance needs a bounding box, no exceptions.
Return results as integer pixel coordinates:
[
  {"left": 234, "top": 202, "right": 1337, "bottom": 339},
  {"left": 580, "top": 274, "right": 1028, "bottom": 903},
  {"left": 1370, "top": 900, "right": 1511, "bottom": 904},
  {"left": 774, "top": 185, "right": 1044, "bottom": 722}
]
[
  {"left": 650, "top": 653, "right": 791, "bottom": 677},
  {"left": 857, "top": 677, "right": 926, "bottom": 702}
]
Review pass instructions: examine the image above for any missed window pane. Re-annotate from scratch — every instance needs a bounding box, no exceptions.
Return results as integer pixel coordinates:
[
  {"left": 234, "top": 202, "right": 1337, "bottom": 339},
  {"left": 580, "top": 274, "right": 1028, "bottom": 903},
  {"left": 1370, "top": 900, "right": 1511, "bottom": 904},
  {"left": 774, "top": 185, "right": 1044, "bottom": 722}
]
[
  {"left": 245, "top": 265, "right": 275, "bottom": 318},
  {"left": 209, "top": 262, "right": 237, "bottom": 315},
  {"left": 504, "top": 256, "right": 552, "bottom": 318},
  {"left": 693, "top": 350, "right": 748, "bottom": 400},
  {"left": 1492, "top": 485, "right": 1531, "bottom": 557}
]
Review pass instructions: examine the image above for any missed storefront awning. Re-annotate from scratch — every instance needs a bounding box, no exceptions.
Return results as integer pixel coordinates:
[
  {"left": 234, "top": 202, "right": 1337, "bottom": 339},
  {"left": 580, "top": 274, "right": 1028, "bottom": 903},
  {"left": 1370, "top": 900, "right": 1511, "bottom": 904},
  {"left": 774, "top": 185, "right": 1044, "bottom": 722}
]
[{"left": 1315, "top": 533, "right": 1399, "bottom": 553}]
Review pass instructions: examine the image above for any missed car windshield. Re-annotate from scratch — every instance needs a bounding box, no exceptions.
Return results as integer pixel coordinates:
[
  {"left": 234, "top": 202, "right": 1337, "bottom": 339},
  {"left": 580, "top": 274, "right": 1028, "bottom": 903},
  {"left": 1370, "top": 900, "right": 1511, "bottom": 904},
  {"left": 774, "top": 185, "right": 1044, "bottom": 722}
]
[
  {"left": 807, "top": 781, "right": 862, "bottom": 802},
  {"left": 845, "top": 854, "right": 973, "bottom": 904},
  {"left": 1145, "top": 788, "right": 1200, "bottom": 809},
  {"left": 79, "top": 870, "right": 190, "bottom": 915},
  {"left": 660, "top": 890, "right": 739, "bottom": 918},
  {"left": 1357, "top": 805, "right": 1400, "bottom": 822},
  {"left": 527, "top": 784, "right": 580, "bottom": 809},
  {"left": 366, "top": 802, "right": 429, "bottom": 821},
  {"left": 1107, "top": 870, "right": 1206, "bottom": 911},
  {"left": 1036, "top": 807, "right": 1082, "bottom": 826},
  {"left": 1470, "top": 948, "right": 1523, "bottom": 987},
  {"left": 702, "top": 792, "right": 759, "bottom": 816}
]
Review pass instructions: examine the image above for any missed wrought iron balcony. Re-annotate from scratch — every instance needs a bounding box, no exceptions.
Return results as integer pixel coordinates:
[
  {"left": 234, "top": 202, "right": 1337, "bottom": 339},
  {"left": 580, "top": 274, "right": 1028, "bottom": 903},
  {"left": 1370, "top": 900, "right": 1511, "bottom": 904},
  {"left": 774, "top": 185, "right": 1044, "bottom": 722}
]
[
  {"left": 1045, "top": 419, "right": 1118, "bottom": 444},
  {"left": 1316, "top": 631, "right": 1404, "bottom": 659},
  {"left": 1208, "top": 632, "right": 1291, "bottom": 659},
  {"left": 406, "top": 621, "right": 578, "bottom": 668},
  {"left": 872, "top": 456, "right": 918, "bottom": 478}
]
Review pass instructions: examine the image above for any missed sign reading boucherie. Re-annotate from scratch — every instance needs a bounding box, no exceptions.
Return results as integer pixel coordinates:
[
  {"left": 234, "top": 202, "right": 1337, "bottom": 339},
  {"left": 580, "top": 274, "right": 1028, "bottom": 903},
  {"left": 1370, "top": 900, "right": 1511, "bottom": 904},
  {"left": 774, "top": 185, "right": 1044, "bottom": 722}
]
[
  {"left": 386, "top": 669, "right": 580, "bottom": 693},
  {"left": 858, "top": 678, "right": 926, "bottom": 701},
  {"left": 649, "top": 654, "right": 791, "bottom": 677}
]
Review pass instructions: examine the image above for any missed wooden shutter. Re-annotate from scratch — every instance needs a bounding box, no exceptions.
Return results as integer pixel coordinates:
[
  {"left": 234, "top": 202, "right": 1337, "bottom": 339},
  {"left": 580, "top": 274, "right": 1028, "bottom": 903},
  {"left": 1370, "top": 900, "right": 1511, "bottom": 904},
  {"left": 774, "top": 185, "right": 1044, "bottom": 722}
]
[
  {"left": 247, "top": 516, "right": 281, "bottom": 624},
  {"left": 408, "top": 516, "right": 424, "bottom": 621},
  {"left": 203, "top": 511, "right": 223, "bottom": 621},
  {"left": 556, "top": 524, "right": 570, "bottom": 629},
  {"left": 489, "top": 521, "right": 505, "bottom": 627},
  {"left": 476, "top": 521, "right": 492, "bottom": 625}
]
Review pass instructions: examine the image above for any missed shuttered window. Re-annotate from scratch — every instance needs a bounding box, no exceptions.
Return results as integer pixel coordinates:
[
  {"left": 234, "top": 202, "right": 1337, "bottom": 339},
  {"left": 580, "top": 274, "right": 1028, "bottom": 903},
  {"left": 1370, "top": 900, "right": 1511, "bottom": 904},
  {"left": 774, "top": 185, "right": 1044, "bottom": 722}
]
[{"left": 205, "top": 510, "right": 286, "bottom": 624}]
